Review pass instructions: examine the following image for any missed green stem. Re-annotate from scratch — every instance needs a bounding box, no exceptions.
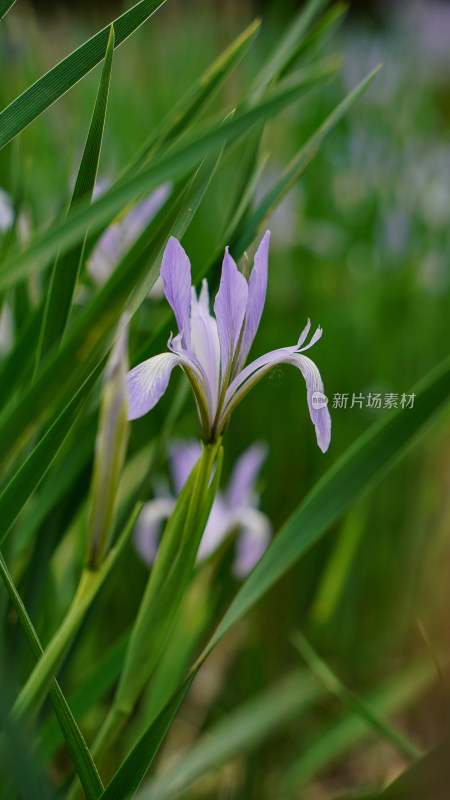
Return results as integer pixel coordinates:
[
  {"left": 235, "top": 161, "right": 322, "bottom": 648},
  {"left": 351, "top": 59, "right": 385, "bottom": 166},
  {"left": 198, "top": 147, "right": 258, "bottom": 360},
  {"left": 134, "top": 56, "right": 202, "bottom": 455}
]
[{"left": 91, "top": 440, "right": 222, "bottom": 763}]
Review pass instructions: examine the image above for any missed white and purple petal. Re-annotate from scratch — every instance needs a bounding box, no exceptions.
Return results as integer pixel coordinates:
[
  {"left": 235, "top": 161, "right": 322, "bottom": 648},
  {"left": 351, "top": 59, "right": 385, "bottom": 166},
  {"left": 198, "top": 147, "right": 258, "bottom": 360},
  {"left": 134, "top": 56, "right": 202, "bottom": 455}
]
[
  {"left": 233, "top": 509, "right": 271, "bottom": 577},
  {"left": 135, "top": 498, "right": 176, "bottom": 565},
  {"left": 226, "top": 442, "right": 268, "bottom": 508},
  {"left": 161, "top": 237, "right": 192, "bottom": 349},
  {"left": 237, "top": 231, "right": 270, "bottom": 370},
  {"left": 127, "top": 353, "right": 183, "bottom": 420},
  {"left": 190, "top": 281, "right": 221, "bottom": 413},
  {"left": 169, "top": 440, "right": 202, "bottom": 495},
  {"left": 213, "top": 247, "right": 248, "bottom": 378}
]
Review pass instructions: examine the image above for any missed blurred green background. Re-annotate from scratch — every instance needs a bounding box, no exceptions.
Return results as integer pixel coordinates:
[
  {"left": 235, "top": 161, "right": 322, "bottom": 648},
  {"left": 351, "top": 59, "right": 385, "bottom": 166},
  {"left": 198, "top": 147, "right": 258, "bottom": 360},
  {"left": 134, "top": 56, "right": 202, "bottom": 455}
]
[{"left": 0, "top": 1, "right": 449, "bottom": 797}]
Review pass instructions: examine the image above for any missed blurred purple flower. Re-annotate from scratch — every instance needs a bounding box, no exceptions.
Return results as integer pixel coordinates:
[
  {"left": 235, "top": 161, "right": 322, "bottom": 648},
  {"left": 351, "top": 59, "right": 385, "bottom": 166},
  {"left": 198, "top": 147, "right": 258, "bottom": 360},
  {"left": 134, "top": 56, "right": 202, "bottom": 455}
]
[
  {"left": 0, "top": 188, "right": 14, "bottom": 232},
  {"left": 135, "top": 441, "right": 271, "bottom": 578},
  {"left": 127, "top": 232, "right": 331, "bottom": 452},
  {"left": 88, "top": 183, "right": 171, "bottom": 285}
]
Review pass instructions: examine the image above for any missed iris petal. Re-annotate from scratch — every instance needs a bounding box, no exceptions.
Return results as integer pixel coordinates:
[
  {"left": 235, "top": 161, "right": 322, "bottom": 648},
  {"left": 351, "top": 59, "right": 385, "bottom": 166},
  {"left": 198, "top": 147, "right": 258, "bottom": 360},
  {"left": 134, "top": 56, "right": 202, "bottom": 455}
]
[
  {"left": 237, "top": 231, "right": 270, "bottom": 370},
  {"left": 161, "top": 237, "right": 192, "bottom": 349},
  {"left": 214, "top": 247, "right": 248, "bottom": 378}
]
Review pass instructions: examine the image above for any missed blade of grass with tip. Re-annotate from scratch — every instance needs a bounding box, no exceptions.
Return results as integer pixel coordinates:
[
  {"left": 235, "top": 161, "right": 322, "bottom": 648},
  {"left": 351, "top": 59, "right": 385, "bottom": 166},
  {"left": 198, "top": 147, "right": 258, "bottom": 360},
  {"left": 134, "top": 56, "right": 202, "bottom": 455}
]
[
  {"left": 36, "top": 25, "right": 115, "bottom": 367},
  {"left": 247, "top": 0, "right": 330, "bottom": 102},
  {"left": 234, "top": 65, "right": 381, "bottom": 254},
  {"left": 0, "top": 0, "right": 167, "bottom": 149}
]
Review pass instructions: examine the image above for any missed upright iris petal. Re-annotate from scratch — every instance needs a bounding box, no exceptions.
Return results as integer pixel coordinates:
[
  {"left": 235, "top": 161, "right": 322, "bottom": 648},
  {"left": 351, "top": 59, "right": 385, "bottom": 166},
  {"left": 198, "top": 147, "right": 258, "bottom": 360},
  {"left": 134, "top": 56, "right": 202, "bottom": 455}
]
[
  {"left": 237, "top": 230, "right": 270, "bottom": 371},
  {"left": 213, "top": 247, "right": 248, "bottom": 379},
  {"left": 161, "top": 237, "right": 192, "bottom": 349}
]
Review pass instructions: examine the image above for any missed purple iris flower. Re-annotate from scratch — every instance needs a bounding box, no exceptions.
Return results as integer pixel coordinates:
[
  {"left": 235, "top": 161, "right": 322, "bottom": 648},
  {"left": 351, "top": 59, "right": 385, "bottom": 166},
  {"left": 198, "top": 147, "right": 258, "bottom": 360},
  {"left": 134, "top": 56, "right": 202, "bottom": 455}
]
[
  {"left": 135, "top": 441, "right": 271, "bottom": 578},
  {"left": 88, "top": 184, "right": 171, "bottom": 285},
  {"left": 127, "top": 231, "right": 331, "bottom": 452}
]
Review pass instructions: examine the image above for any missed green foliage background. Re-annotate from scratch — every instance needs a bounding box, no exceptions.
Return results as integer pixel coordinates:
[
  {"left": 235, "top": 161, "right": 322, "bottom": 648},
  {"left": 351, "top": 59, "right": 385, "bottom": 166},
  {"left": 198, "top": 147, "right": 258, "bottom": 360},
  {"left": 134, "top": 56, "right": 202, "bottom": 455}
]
[{"left": 0, "top": 1, "right": 449, "bottom": 798}]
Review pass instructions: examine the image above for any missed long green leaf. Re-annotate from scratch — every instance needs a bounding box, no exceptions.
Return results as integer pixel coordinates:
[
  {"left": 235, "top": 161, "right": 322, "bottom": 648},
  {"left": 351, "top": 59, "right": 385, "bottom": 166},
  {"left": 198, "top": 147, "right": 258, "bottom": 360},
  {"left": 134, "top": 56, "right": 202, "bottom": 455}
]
[
  {"left": 0, "top": 554, "right": 104, "bottom": 800},
  {"left": 0, "top": 0, "right": 166, "bottom": 149},
  {"left": 0, "top": 64, "right": 335, "bottom": 292},
  {"left": 292, "top": 632, "right": 421, "bottom": 761},
  {"left": 36, "top": 25, "right": 115, "bottom": 365},
  {"left": 100, "top": 675, "right": 196, "bottom": 800},
  {"left": 248, "top": 0, "right": 330, "bottom": 101},
  {"left": 282, "top": 658, "right": 438, "bottom": 791},
  {"left": 205, "top": 356, "right": 450, "bottom": 656},
  {"left": 0, "top": 361, "right": 102, "bottom": 543},
  {"left": 100, "top": 358, "right": 450, "bottom": 800},
  {"left": 131, "top": 18, "right": 261, "bottom": 167},
  {"left": 234, "top": 64, "right": 381, "bottom": 253}
]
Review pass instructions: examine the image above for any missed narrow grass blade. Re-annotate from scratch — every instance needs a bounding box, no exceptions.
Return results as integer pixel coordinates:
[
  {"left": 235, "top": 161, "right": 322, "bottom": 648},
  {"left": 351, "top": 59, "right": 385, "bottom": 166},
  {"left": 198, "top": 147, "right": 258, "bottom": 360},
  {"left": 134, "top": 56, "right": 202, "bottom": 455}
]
[
  {"left": 248, "top": 0, "right": 330, "bottom": 102},
  {"left": 0, "top": 68, "right": 334, "bottom": 292},
  {"left": 0, "top": 361, "right": 102, "bottom": 543},
  {"left": 0, "top": 554, "right": 104, "bottom": 800},
  {"left": 0, "top": 0, "right": 167, "bottom": 149},
  {"left": 36, "top": 25, "right": 115, "bottom": 366},
  {"left": 137, "top": 672, "right": 323, "bottom": 800},
  {"left": 41, "top": 631, "right": 129, "bottom": 758},
  {"left": 292, "top": 632, "right": 422, "bottom": 761},
  {"left": 132, "top": 18, "right": 261, "bottom": 167},
  {"left": 234, "top": 65, "right": 381, "bottom": 254},
  {"left": 0, "top": 0, "right": 17, "bottom": 20},
  {"left": 282, "top": 658, "right": 438, "bottom": 791}
]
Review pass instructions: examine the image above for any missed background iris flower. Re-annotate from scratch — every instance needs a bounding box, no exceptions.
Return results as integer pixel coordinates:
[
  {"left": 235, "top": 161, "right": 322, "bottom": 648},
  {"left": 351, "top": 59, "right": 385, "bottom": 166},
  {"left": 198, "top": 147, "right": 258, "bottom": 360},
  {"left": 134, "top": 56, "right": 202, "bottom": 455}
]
[{"left": 135, "top": 440, "right": 271, "bottom": 577}]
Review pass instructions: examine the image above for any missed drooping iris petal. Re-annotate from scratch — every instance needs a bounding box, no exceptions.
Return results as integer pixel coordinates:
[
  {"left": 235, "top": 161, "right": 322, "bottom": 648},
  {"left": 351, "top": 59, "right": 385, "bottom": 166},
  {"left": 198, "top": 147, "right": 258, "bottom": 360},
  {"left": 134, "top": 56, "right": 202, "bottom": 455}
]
[
  {"left": 233, "top": 508, "right": 271, "bottom": 578},
  {"left": 135, "top": 498, "right": 176, "bottom": 564},
  {"left": 190, "top": 281, "right": 221, "bottom": 412},
  {"left": 170, "top": 440, "right": 202, "bottom": 495},
  {"left": 226, "top": 442, "right": 267, "bottom": 507},
  {"left": 237, "top": 231, "right": 270, "bottom": 370},
  {"left": 213, "top": 246, "right": 248, "bottom": 377},
  {"left": 222, "top": 334, "right": 331, "bottom": 453},
  {"left": 289, "top": 352, "right": 331, "bottom": 453},
  {"left": 161, "top": 237, "right": 192, "bottom": 349},
  {"left": 126, "top": 352, "right": 183, "bottom": 420}
]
